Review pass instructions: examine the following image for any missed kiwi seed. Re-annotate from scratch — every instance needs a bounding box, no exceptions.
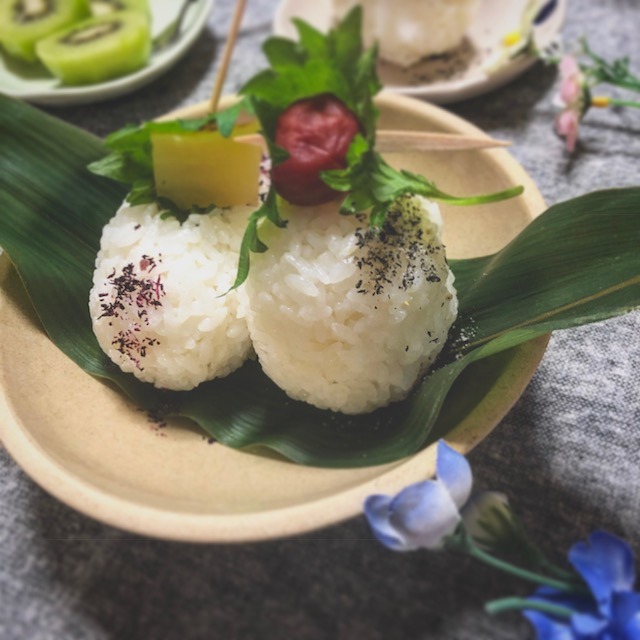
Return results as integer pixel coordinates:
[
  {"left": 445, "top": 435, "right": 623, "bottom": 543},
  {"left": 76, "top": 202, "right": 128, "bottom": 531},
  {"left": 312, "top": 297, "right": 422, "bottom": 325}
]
[
  {"left": 90, "top": 0, "right": 125, "bottom": 17},
  {"left": 13, "top": 0, "right": 54, "bottom": 23},
  {"left": 60, "top": 19, "right": 120, "bottom": 44}
]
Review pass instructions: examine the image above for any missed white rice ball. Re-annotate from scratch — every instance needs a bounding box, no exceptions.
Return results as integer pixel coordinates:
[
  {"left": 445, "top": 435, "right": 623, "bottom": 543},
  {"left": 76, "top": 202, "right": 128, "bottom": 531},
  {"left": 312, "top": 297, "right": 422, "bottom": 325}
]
[
  {"left": 332, "top": 0, "right": 478, "bottom": 67},
  {"left": 89, "top": 201, "right": 252, "bottom": 391},
  {"left": 245, "top": 195, "right": 458, "bottom": 414}
]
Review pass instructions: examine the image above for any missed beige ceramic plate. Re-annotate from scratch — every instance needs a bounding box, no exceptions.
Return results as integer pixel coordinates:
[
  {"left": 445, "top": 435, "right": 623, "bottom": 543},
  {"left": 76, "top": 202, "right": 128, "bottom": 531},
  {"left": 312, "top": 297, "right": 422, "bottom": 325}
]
[
  {"left": 0, "top": 93, "right": 548, "bottom": 542},
  {"left": 274, "top": 0, "right": 567, "bottom": 103}
]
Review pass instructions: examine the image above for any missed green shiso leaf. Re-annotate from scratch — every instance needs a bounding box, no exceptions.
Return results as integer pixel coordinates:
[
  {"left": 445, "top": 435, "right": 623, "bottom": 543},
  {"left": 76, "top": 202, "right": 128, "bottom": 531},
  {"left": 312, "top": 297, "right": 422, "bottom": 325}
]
[
  {"left": 228, "top": 185, "right": 286, "bottom": 292},
  {"left": 322, "top": 135, "right": 525, "bottom": 224},
  {"left": 241, "top": 9, "right": 376, "bottom": 126},
  {"left": 1, "top": 95, "right": 640, "bottom": 467}
]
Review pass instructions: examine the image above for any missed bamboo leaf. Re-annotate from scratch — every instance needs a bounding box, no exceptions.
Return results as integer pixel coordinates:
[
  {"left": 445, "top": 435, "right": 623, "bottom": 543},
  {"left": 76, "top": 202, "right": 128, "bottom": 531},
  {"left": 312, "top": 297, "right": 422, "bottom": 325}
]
[
  {"left": 449, "top": 188, "right": 640, "bottom": 352},
  {"left": 1, "top": 95, "right": 639, "bottom": 468}
]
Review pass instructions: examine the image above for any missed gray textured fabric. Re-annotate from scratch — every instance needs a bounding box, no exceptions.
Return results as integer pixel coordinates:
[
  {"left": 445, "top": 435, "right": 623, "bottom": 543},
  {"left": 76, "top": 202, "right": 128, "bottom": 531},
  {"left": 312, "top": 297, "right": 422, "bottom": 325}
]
[{"left": 1, "top": 1, "right": 639, "bottom": 638}]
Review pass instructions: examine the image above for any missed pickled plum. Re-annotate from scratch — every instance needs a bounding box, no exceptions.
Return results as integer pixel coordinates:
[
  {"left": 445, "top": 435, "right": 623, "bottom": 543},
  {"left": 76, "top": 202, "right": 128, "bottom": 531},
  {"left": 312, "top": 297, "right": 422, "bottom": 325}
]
[{"left": 272, "top": 94, "right": 361, "bottom": 206}]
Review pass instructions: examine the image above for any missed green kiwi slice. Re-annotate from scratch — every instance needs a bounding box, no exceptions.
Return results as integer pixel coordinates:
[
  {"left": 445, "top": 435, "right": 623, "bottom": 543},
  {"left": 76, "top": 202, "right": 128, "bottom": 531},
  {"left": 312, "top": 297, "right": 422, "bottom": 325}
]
[
  {"left": 89, "top": 0, "right": 149, "bottom": 20},
  {"left": 0, "top": 0, "right": 90, "bottom": 63},
  {"left": 35, "top": 9, "right": 151, "bottom": 84}
]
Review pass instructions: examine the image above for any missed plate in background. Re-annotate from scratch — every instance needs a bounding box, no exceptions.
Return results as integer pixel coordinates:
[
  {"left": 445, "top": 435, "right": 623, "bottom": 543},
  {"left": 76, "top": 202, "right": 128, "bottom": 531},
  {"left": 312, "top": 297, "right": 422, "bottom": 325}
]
[
  {"left": 0, "top": 93, "right": 548, "bottom": 542},
  {"left": 273, "top": 0, "right": 567, "bottom": 103},
  {"left": 0, "top": 0, "right": 213, "bottom": 106}
]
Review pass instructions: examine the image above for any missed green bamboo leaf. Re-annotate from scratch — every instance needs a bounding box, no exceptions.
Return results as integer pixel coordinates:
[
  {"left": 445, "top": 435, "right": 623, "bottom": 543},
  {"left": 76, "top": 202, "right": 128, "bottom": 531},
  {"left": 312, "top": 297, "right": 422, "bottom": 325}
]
[
  {"left": 450, "top": 188, "right": 640, "bottom": 351},
  {"left": 1, "top": 94, "right": 639, "bottom": 468}
]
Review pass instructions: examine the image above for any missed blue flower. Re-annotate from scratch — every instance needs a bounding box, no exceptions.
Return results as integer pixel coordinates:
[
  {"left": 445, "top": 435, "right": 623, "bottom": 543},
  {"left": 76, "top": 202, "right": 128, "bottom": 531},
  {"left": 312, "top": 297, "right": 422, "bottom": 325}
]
[
  {"left": 364, "top": 441, "right": 472, "bottom": 551},
  {"left": 524, "top": 531, "right": 640, "bottom": 639}
]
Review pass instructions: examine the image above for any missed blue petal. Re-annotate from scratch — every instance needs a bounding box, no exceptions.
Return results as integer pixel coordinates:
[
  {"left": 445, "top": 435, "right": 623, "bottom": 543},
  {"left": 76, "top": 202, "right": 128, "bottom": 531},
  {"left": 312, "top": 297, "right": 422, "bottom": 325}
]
[
  {"left": 572, "top": 612, "right": 608, "bottom": 637},
  {"left": 435, "top": 441, "right": 472, "bottom": 509},
  {"left": 534, "top": 0, "right": 558, "bottom": 25},
  {"left": 524, "top": 587, "right": 599, "bottom": 640},
  {"left": 611, "top": 591, "right": 640, "bottom": 639},
  {"left": 363, "top": 494, "right": 410, "bottom": 551},
  {"left": 523, "top": 606, "right": 575, "bottom": 640},
  {"left": 569, "top": 531, "right": 636, "bottom": 616},
  {"left": 529, "top": 586, "right": 596, "bottom": 612},
  {"left": 389, "top": 479, "right": 460, "bottom": 549}
]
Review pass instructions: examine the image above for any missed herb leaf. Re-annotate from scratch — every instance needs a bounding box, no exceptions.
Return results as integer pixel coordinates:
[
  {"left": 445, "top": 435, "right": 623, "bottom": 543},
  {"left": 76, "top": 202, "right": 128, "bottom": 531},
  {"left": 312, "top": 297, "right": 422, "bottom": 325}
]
[
  {"left": 580, "top": 37, "right": 640, "bottom": 91},
  {"left": 241, "top": 7, "right": 379, "bottom": 142},
  {"left": 323, "top": 136, "right": 525, "bottom": 225},
  {"left": 229, "top": 185, "right": 287, "bottom": 292}
]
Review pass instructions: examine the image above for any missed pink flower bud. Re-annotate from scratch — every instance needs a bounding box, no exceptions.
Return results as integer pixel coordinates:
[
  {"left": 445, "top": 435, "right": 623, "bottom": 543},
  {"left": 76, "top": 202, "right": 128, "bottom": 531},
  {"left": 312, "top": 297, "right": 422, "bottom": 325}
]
[
  {"left": 559, "top": 54, "right": 580, "bottom": 78},
  {"left": 555, "top": 109, "right": 580, "bottom": 153}
]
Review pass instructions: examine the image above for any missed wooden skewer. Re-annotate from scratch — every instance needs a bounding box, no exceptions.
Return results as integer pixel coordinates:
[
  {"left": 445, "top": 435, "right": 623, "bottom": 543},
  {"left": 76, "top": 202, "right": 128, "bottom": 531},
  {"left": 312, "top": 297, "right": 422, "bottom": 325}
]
[
  {"left": 234, "top": 130, "right": 511, "bottom": 152},
  {"left": 376, "top": 130, "right": 511, "bottom": 152},
  {"left": 209, "top": 0, "right": 247, "bottom": 114}
]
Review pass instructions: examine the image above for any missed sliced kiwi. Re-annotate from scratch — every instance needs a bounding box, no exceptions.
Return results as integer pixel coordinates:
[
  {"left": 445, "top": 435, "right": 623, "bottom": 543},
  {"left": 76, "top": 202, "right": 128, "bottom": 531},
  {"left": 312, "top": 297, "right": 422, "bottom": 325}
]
[
  {"left": 89, "top": 0, "right": 149, "bottom": 20},
  {"left": 35, "top": 9, "right": 151, "bottom": 84},
  {"left": 0, "top": 0, "right": 90, "bottom": 63}
]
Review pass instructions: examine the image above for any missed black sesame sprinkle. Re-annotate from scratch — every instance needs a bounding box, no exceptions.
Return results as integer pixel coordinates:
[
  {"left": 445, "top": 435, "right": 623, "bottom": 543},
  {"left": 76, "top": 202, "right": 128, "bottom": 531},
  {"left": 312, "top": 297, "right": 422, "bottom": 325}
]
[
  {"left": 99, "top": 256, "right": 165, "bottom": 369},
  {"left": 353, "top": 195, "right": 445, "bottom": 296}
]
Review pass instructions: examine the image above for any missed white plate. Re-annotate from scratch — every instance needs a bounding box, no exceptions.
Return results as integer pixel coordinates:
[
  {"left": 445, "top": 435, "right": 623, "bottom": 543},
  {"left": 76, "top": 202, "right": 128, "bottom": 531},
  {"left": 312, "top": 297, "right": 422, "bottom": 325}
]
[
  {"left": 273, "top": 0, "right": 566, "bottom": 104},
  {"left": 0, "top": 0, "right": 213, "bottom": 106}
]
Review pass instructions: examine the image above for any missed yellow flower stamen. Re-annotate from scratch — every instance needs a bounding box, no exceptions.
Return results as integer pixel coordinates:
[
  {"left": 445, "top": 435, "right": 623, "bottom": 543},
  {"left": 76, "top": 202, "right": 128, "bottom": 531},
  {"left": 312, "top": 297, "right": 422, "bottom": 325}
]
[
  {"left": 502, "top": 30, "right": 522, "bottom": 47},
  {"left": 591, "top": 96, "right": 611, "bottom": 108}
]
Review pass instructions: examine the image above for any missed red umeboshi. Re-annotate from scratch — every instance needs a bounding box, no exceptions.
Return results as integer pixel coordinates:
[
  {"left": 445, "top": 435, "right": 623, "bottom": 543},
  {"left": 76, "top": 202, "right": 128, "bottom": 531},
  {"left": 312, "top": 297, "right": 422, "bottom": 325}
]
[{"left": 272, "top": 94, "right": 361, "bottom": 206}]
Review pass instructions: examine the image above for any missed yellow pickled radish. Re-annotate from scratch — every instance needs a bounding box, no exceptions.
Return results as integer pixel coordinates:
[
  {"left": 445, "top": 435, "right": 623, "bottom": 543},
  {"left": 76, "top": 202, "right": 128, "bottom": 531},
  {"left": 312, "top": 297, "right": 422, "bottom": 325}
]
[{"left": 151, "top": 122, "right": 262, "bottom": 210}]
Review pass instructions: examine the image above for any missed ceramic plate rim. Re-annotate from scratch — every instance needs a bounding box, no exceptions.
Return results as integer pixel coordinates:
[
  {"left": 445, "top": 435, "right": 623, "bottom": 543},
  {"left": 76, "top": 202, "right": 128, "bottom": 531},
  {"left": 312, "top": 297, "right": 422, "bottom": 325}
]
[
  {"left": 0, "top": 0, "right": 214, "bottom": 106},
  {"left": 0, "top": 93, "right": 549, "bottom": 542},
  {"left": 272, "top": 0, "right": 567, "bottom": 104}
]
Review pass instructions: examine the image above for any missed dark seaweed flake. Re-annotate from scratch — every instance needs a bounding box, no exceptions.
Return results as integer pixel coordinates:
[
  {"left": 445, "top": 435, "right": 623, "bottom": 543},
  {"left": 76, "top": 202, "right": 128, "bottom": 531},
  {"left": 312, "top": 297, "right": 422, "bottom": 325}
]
[
  {"left": 99, "top": 256, "right": 166, "bottom": 370},
  {"left": 354, "top": 196, "right": 445, "bottom": 296}
]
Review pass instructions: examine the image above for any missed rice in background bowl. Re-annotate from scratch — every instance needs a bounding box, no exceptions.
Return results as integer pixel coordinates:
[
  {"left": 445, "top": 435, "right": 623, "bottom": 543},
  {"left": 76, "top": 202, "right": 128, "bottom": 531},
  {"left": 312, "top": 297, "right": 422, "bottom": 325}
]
[{"left": 331, "top": 0, "right": 479, "bottom": 67}]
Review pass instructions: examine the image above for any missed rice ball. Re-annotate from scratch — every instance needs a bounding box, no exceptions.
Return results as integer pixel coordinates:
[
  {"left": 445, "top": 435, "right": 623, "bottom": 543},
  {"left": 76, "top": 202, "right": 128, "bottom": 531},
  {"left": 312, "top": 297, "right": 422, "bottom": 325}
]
[
  {"left": 89, "top": 201, "right": 252, "bottom": 391},
  {"left": 245, "top": 195, "right": 458, "bottom": 414},
  {"left": 332, "top": 0, "right": 478, "bottom": 67}
]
